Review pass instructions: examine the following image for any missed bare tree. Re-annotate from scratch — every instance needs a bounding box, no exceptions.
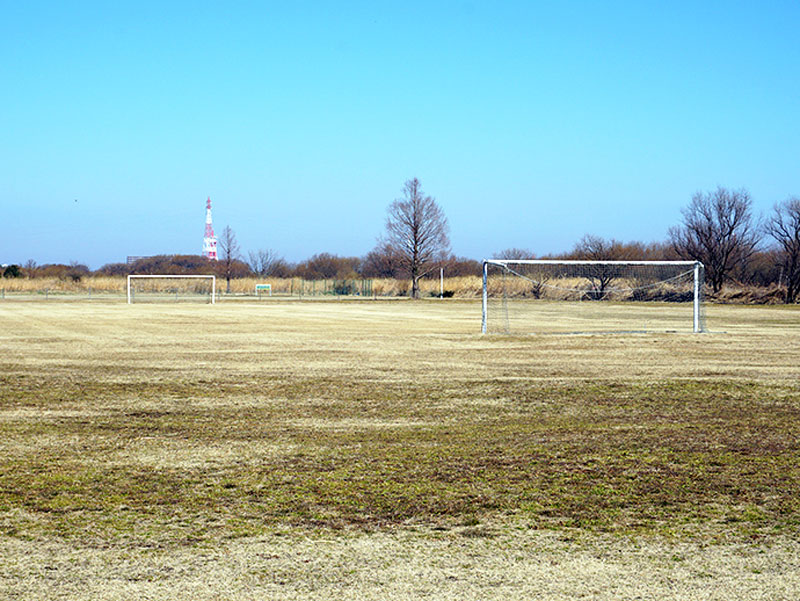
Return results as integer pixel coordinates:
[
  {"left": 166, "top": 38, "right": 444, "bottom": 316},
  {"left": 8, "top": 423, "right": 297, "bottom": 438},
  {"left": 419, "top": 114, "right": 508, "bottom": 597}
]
[
  {"left": 440, "top": 255, "right": 482, "bottom": 277},
  {"left": 22, "top": 259, "right": 38, "bottom": 277},
  {"left": 362, "top": 241, "right": 403, "bottom": 278},
  {"left": 247, "top": 248, "right": 285, "bottom": 277},
  {"left": 66, "top": 261, "right": 89, "bottom": 282},
  {"left": 217, "top": 226, "right": 241, "bottom": 293},
  {"left": 573, "top": 234, "right": 629, "bottom": 299},
  {"left": 668, "top": 187, "right": 761, "bottom": 294},
  {"left": 492, "top": 248, "right": 549, "bottom": 297},
  {"left": 295, "top": 253, "right": 361, "bottom": 280},
  {"left": 384, "top": 178, "right": 450, "bottom": 298},
  {"left": 765, "top": 197, "right": 800, "bottom": 303},
  {"left": 495, "top": 248, "right": 536, "bottom": 260}
]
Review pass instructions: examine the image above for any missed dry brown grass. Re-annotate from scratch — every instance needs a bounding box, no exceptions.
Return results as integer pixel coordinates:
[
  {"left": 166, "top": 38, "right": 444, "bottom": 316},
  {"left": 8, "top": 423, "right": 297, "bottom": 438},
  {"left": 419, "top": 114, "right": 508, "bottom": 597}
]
[
  {"left": 4, "top": 274, "right": 797, "bottom": 304},
  {"left": 1, "top": 300, "right": 799, "bottom": 598},
  {"left": 0, "top": 275, "right": 468, "bottom": 297},
  {"left": 3, "top": 529, "right": 799, "bottom": 600},
  {"left": 0, "top": 275, "right": 125, "bottom": 293}
]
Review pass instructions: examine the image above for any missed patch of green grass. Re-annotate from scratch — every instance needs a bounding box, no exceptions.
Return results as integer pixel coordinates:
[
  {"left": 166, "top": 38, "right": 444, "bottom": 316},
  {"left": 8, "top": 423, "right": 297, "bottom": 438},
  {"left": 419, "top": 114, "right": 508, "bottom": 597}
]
[{"left": 2, "top": 372, "right": 799, "bottom": 545}]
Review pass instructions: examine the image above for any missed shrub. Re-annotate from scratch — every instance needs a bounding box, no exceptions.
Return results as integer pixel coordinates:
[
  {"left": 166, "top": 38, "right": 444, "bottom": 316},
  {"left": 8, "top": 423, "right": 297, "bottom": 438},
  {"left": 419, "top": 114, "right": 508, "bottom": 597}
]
[{"left": 3, "top": 264, "right": 21, "bottom": 278}]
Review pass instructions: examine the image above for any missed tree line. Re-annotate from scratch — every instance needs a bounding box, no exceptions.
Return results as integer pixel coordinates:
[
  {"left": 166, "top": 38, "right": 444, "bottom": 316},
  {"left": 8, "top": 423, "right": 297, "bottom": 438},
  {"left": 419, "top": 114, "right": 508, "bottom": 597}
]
[{"left": 5, "top": 182, "right": 800, "bottom": 303}]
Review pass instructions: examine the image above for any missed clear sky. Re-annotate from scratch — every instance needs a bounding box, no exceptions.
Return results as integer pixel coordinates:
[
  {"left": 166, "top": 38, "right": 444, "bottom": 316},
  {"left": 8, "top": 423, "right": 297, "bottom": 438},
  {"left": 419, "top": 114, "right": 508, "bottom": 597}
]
[{"left": 2, "top": 1, "right": 799, "bottom": 268}]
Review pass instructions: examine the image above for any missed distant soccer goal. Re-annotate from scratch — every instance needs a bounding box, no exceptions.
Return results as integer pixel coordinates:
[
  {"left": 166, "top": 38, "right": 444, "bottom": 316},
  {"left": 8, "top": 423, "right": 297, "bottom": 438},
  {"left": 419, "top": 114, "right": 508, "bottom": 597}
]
[
  {"left": 481, "top": 260, "right": 705, "bottom": 334},
  {"left": 127, "top": 275, "right": 216, "bottom": 304}
]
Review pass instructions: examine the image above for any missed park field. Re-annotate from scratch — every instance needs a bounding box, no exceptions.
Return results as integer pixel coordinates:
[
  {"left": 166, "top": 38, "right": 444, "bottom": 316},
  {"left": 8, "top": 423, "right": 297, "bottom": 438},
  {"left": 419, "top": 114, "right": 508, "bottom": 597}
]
[{"left": 1, "top": 299, "right": 800, "bottom": 599}]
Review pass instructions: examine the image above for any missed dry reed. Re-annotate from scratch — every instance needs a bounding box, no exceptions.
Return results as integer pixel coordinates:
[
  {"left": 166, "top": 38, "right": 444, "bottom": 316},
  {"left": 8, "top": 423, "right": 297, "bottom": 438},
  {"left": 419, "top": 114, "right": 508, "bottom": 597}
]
[{"left": 1, "top": 275, "right": 794, "bottom": 303}]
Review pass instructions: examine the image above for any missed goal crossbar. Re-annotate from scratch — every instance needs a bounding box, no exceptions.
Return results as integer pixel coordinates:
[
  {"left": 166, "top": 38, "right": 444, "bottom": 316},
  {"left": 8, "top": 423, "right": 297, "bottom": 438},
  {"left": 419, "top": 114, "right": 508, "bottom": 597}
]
[
  {"left": 127, "top": 275, "right": 216, "bottom": 304},
  {"left": 481, "top": 260, "right": 704, "bottom": 334},
  {"left": 486, "top": 260, "right": 699, "bottom": 266}
]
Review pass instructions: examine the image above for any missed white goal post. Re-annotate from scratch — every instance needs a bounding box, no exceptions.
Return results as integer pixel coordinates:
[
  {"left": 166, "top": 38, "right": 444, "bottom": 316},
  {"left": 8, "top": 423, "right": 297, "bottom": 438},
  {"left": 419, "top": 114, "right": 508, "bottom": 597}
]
[
  {"left": 127, "top": 275, "right": 216, "bottom": 304},
  {"left": 481, "top": 260, "right": 705, "bottom": 334}
]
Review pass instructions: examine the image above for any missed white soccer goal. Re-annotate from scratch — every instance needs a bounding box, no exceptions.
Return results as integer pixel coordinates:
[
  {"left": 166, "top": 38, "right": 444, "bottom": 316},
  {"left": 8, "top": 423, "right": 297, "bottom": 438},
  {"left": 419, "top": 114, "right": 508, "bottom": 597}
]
[
  {"left": 481, "top": 260, "right": 705, "bottom": 334},
  {"left": 127, "top": 275, "right": 216, "bottom": 304}
]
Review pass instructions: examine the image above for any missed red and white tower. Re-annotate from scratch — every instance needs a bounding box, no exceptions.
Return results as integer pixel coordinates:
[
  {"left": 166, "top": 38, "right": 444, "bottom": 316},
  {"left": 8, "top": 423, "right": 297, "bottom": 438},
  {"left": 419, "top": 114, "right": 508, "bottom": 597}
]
[{"left": 202, "top": 197, "right": 218, "bottom": 260}]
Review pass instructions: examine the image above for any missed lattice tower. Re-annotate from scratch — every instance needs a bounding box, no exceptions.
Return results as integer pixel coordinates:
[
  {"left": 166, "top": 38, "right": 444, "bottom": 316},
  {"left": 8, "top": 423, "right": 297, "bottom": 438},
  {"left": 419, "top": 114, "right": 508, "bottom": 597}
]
[{"left": 202, "top": 197, "right": 218, "bottom": 260}]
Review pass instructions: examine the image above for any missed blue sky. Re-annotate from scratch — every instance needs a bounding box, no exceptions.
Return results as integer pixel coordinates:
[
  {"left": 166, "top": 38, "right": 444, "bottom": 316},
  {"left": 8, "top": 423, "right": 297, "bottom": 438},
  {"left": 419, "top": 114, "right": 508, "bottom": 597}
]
[{"left": 2, "top": 1, "right": 798, "bottom": 268}]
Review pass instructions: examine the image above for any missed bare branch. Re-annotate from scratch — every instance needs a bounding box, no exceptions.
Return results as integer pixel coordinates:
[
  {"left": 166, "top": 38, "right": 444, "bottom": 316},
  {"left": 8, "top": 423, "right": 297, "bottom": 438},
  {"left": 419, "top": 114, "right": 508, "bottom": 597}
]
[
  {"left": 669, "top": 187, "right": 761, "bottom": 293},
  {"left": 247, "top": 248, "right": 285, "bottom": 277},
  {"left": 383, "top": 178, "right": 450, "bottom": 298},
  {"left": 217, "top": 226, "right": 241, "bottom": 293},
  {"left": 765, "top": 197, "right": 800, "bottom": 303}
]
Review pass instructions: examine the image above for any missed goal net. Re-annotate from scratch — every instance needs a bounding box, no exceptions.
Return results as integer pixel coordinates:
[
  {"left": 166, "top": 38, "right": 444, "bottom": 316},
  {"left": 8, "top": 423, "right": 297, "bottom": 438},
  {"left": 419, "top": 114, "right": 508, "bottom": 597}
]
[
  {"left": 127, "top": 275, "right": 216, "bottom": 304},
  {"left": 482, "top": 260, "right": 705, "bottom": 334}
]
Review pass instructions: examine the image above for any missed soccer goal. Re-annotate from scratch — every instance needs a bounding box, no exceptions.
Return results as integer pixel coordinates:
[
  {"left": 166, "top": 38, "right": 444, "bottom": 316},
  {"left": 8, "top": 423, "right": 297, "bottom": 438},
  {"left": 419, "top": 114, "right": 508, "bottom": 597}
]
[
  {"left": 127, "top": 275, "right": 216, "bottom": 304},
  {"left": 481, "top": 260, "right": 705, "bottom": 334}
]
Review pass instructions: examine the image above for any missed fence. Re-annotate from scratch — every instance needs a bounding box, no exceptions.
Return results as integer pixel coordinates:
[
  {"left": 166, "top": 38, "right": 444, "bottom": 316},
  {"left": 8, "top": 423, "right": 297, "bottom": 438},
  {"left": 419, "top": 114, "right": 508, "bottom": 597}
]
[{"left": 0, "top": 278, "right": 379, "bottom": 302}]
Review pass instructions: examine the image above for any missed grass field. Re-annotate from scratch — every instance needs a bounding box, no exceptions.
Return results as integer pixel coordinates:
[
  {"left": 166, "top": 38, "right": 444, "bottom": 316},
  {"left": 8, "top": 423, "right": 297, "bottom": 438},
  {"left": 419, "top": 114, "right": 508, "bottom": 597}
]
[{"left": 1, "top": 299, "right": 799, "bottom": 599}]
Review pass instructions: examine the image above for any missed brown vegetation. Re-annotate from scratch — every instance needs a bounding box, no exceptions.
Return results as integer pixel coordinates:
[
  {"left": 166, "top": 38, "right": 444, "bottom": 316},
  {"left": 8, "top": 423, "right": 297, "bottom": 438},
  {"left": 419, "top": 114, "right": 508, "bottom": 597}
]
[
  {"left": 6, "top": 184, "right": 800, "bottom": 304},
  {"left": 2, "top": 273, "right": 800, "bottom": 304}
]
